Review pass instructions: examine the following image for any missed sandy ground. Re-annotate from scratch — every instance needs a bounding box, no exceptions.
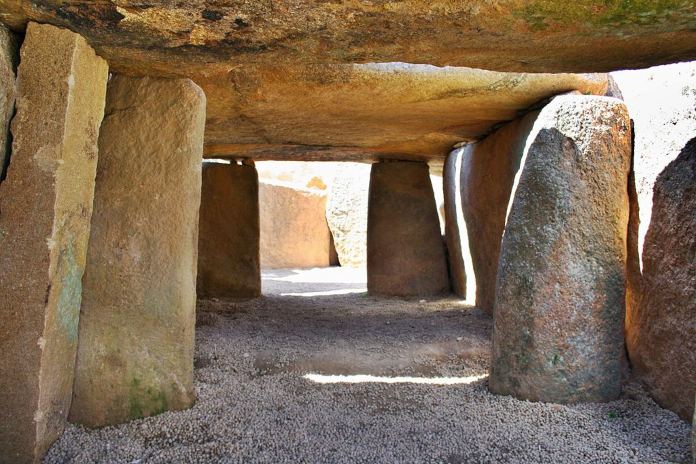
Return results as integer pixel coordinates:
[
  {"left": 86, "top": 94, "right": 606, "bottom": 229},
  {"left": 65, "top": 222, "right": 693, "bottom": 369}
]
[{"left": 45, "top": 267, "right": 691, "bottom": 463}]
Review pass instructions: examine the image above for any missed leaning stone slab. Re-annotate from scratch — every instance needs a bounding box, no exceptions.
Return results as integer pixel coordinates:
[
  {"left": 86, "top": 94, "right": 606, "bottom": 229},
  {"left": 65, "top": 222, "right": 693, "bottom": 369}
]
[
  {"left": 443, "top": 148, "right": 468, "bottom": 298},
  {"left": 69, "top": 75, "right": 205, "bottom": 427},
  {"left": 0, "top": 22, "right": 17, "bottom": 181},
  {"left": 367, "top": 160, "right": 449, "bottom": 296},
  {"left": 198, "top": 161, "right": 261, "bottom": 298},
  {"left": 490, "top": 95, "right": 631, "bottom": 403},
  {"left": 0, "top": 23, "right": 107, "bottom": 462}
]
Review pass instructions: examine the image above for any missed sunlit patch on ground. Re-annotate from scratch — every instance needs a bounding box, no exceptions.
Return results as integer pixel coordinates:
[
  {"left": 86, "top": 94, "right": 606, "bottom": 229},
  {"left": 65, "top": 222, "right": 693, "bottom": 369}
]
[
  {"left": 303, "top": 373, "right": 488, "bottom": 385},
  {"left": 262, "top": 266, "right": 368, "bottom": 297}
]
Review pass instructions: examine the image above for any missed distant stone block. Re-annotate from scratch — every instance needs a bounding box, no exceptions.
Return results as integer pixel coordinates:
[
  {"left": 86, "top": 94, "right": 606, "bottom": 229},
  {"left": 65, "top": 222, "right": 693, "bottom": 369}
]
[
  {"left": 198, "top": 162, "right": 261, "bottom": 297},
  {"left": 367, "top": 160, "right": 449, "bottom": 297}
]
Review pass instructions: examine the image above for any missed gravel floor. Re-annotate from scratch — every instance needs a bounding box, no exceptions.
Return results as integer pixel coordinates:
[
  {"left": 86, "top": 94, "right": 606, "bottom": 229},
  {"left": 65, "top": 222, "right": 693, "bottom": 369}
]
[{"left": 45, "top": 268, "right": 691, "bottom": 463}]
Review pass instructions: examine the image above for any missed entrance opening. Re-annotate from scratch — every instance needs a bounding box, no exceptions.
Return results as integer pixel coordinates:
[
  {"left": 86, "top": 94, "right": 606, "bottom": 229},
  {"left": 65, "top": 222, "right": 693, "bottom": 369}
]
[{"left": 257, "top": 160, "right": 369, "bottom": 296}]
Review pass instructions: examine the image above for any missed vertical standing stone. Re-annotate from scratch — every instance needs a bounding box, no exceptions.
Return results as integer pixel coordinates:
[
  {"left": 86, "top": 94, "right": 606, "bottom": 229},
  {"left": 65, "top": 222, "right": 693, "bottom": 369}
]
[
  {"left": 198, "top": 161, "right": 261, "bottom": 297},
  {"left": 367, "top": 160, "right": 449, "bottom": 296},
  {"left": 461, "top": 112, "right": 539, "bottom": 312},
  {"left": 626, "top": 138, "right": 696, "bottom": 420},
  {"left": 490, "top": 95, "right": 631, "bottom": 403},
  {"left": 0, "top": 23, "right": 18, "bottom": 181},
  {"left": 444, "top": 111, "right": 539, "bottom": 309},
  {"left": 69, "top": 75, "right": 205, "bottom": 427},
  {"left": 0, "top": 23, "right": 107, "bottom": 462},
  {"left": 612, "top": 63, "right": 696, "bottom": 421}
]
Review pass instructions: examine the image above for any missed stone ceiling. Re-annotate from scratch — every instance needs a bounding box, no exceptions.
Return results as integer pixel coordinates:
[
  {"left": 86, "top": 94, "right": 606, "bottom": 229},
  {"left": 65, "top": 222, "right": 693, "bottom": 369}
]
[
  {"left": 1, "top": 1, "right": 693, "bottom": 161},
  {"left": 199, "top": 64, "right": 607, "bottom": 161}
]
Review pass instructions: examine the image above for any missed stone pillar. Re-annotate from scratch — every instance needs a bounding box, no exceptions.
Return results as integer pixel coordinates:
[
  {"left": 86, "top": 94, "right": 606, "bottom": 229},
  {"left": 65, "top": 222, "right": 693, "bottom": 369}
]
[
  {"left": 69, "top": 75, "right": 205, "bottom": 427},
  {"left": 0, "top": 23, "right": 107, "bottom": 462},
  {"left": 367, "top": 160, "right": 449, "bottom": 296},
  {"left": 443, "top": 111, "right": 539, "bottom": 308},
  {"left": 490, "top": 95, "right": 631, "bottom": 403},
  {"left": 0, "top": 23, "right": 17, "bottom": 182},
  {"left": 626, "top": 138, "right": 696, "bottom": 420},
  {"left": 198, "top": 161, "right": 261, "bottom": 297}
]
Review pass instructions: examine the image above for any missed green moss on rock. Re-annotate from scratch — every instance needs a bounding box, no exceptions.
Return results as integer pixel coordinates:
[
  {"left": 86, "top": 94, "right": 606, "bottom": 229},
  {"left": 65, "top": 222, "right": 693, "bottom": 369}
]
[
  {"left": 57, "top": 240, "right": 81, "bottom": 343},
  {"left": 513, "top": 0, "right": 695, "bottom": 31},
  {"left": 127, "top": 377, "right": 170, "bottom": 420}
]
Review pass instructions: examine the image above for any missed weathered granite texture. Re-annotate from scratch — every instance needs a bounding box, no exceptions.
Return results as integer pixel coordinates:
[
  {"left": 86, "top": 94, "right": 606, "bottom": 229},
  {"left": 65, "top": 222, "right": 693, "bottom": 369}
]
[
  {"left": 0, "top": 22, "right": 17, "bottom": 181},
  {"left": 613, "top": 62, "right": 696, "bottom": 421},
  {"left": 70, "top": 75, "right": 205, "bottom": 427},
  {"left": 0, "top": 22, "right": 107, "bottom": 462},
  {"left": 490, "top": 95, "right": 631, "bottom": 404},
  {"left": 0, "top": 2, "right": 694, "bottom": 74}
]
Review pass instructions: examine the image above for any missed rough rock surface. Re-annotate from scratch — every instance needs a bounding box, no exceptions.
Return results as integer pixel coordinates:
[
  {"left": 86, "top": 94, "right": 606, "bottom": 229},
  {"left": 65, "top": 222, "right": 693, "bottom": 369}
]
[
  {"left": 70, "top": 75, "right": 205, "bottom": 427},
  {"left": 200, "top": 66, "right": 608, "bottom": 161},
  {"left": 624, "top": 139, "right": 696, "bottom": 421},
  {"left": 367, "top": 160, "right": 449, "bottom": 296},
  {"left": 459, "top": 111, "right": 540, "bottom": 312},
  {"left": 197, "top": 162, "right": 260, "bottom": 298},
  {"left": 0, "top": 22, "right": 17, "bottom": 181},
  {"left": 1, "top": 2, "right": 695, "bottom": 74},
  {"left": 0, "top": 6, "right": 615, "bottom": 163},
  {"left": 260, "top": 182, "right": 332, "bottom": 269},
  {"left": 490, "top": 95, "right": 631, "bottom": 403},
  {"left": 326, "top": 163, "right": 371, "bottom": 268},
  {"left": 0, "top": 23, "right": 107, "bottom": 462},
  {"left": 611, "top": 62, "right": 696, "bottom": 420}
]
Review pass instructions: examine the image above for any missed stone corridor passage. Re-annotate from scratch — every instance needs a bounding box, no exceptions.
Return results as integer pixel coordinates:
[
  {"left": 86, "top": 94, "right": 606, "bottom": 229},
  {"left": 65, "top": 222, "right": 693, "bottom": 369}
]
[{"left": 0, "top": 3, "right": 695, "bottom": 463}]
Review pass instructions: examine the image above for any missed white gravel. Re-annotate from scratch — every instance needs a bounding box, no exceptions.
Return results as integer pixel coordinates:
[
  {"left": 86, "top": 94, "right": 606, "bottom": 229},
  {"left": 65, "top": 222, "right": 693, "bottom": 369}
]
[{"left": 45, "top": 268, "right": 691, "bottom": 463}]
